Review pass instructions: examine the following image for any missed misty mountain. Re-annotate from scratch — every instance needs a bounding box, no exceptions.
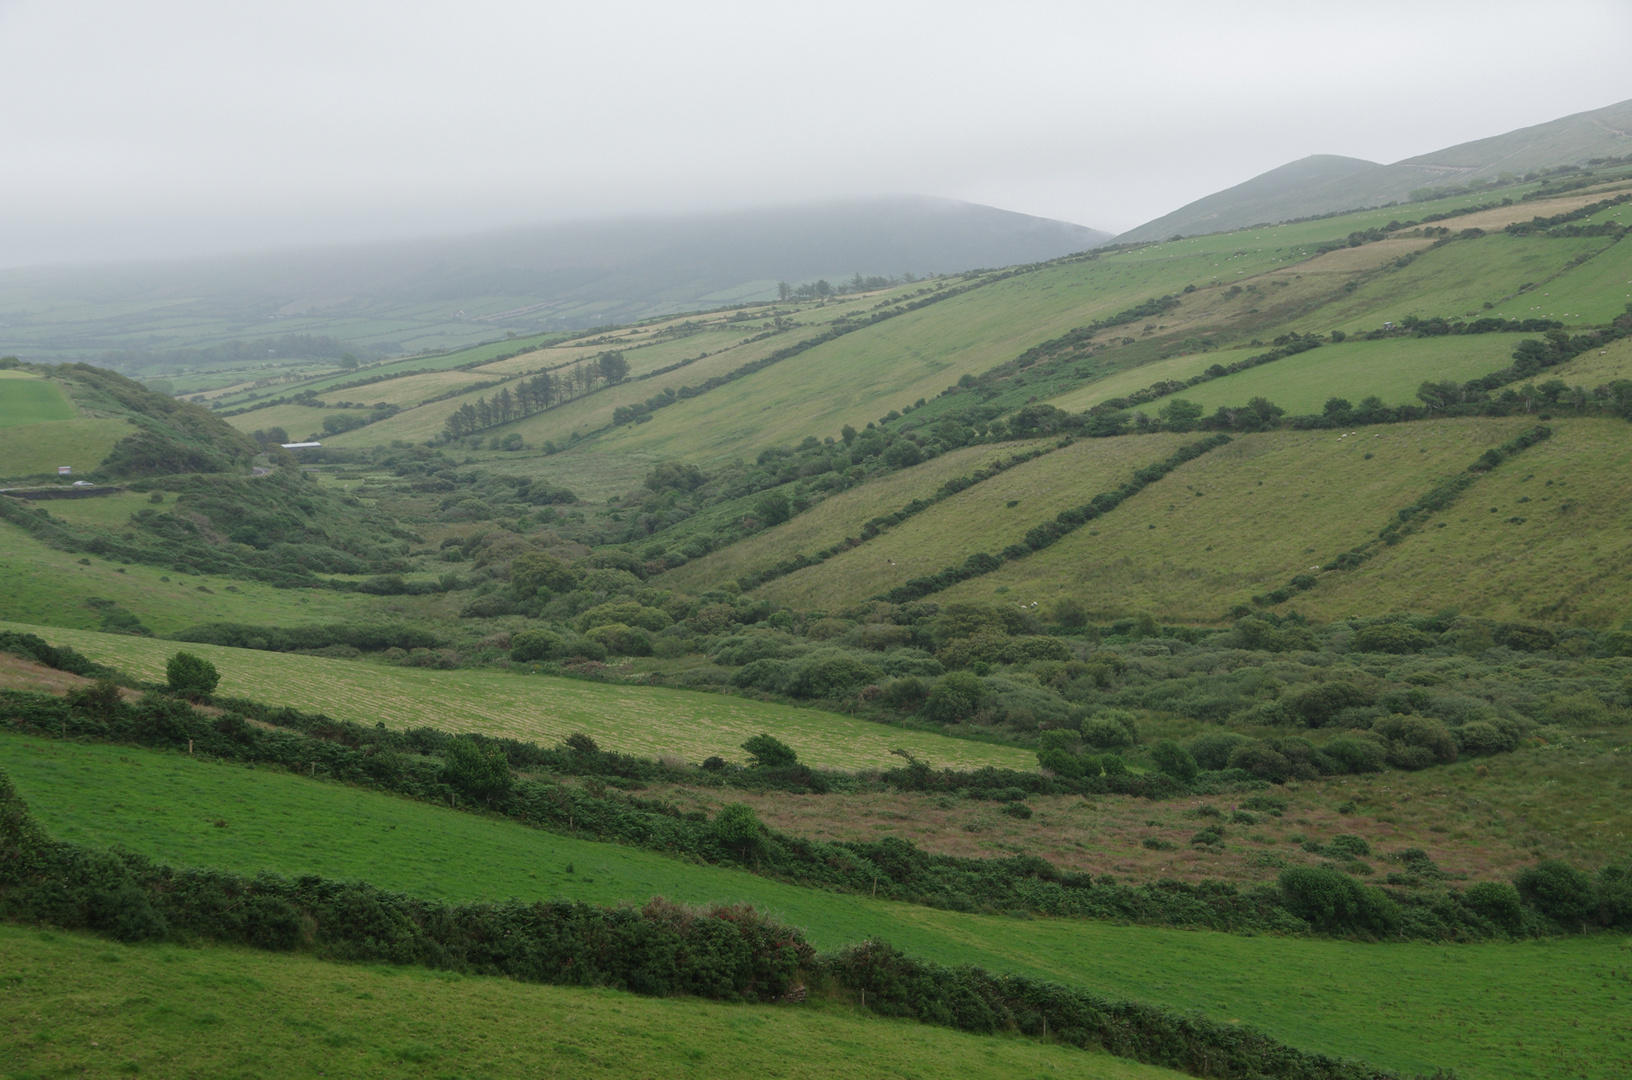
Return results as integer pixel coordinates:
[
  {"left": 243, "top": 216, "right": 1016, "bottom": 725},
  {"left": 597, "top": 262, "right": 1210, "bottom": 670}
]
[
  {"left": 1118, "top": 97, "right": 1632, "bottom": 243},
  {"left": 0, "top": 198, "right": 1109, "bottom": 364}
]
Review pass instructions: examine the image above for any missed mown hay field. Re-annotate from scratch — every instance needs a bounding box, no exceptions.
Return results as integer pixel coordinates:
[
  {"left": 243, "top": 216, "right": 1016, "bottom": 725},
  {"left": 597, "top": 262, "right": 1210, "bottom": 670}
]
[
  {"left": 5, "top": 736, "right": 1627, "bottom": 1080},
  {"left": 757, "top": 432, "right": 1192, "bottom": 609},
  {"left": 0, "top": 925, "right": 1182, "bottom": 1080},
  {"left": 0, "top": 621, "right": 1034, "bottom": 771},
  {"left": 936, "top": 417, "right": 1536, "bottom": 621}
]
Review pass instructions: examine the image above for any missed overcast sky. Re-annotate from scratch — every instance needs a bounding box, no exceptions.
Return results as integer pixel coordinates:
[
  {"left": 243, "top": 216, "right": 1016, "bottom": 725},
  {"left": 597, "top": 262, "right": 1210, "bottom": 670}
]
[{"left": 2, "top": 0, "right": 1629, "bottom": 268}]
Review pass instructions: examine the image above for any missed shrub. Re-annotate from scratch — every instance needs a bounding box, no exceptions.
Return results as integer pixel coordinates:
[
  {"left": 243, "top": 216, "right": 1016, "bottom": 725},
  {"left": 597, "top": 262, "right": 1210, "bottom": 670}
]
[
  {"left": 1147, "top": 739, "right": 1198, "bottom": 783},
  {"left": 1374, "top": 714, "right": 1458, "bottom": 769},
  {"left": 882, "top": 676, "right": 928, "bottom": 708},
  {"left": 585, "top": 623, "right": 653, "bottom": 657},
  {"left": 1463, "top": 881, "right": 1523, "bottom": 931},
  {"left": 732, "top": 658, "right": 790, "bottom": 692},
  {"left": 741, "top": 734, "right": 798, "bottom": 769},
  {"left": 509, "top": 629, "right": 562, "bottom": 662},
  {"left": 1515, "top": 860, "right": 1595, "bottom": 924},
  {"left": 1227, "top": 740, "right": 1291, "bottom": 782},
  {"left": 165, "top": 652, "right": 220, "bottom": 700},
  {"left": 714, "top": 803, "right": 762, "bottom": 856},
  {"left": 1286, "top": 682, "right": 1373, "bottom": 727},
  {"left": 1278, "top": 866, "right": 1399, "bottom": 934},
  {"left": 1081, "top": 710, "right": 1138, "bottom": 749},
  {"left": 442, "top": 739, "right": 512, "bottom": 802},
  {"left": 782, "top": 653, "right": 881, "bottom": 699},
  {"left": 1037, "top": 746, "right": 1084, "bottom": 778},
  {"left": 1187, "top": 732, "right": 1248, "bottom": 770},
  {"left": 1327, "top": 834, "right": 1371, "bottom": 858},
  {"left": 1455, "top": 721, "right": 1517, "bottom": 755},
  {"left": 1321, "top": 734, "right": 1386, "bottom": 774},
  {"left": 1351, "top": 624, "right": 1434, "bottom": 654},
  {"left": 923, "top": 671, "right": 985, "bottom": 722}
]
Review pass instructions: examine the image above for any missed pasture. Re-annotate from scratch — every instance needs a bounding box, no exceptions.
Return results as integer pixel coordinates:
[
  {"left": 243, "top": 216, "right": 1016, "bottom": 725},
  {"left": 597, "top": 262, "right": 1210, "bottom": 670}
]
[
  {"left": 0, "top": 926, "right": 1181, "bottom": 1080},
  {"left": 934, "top": 417, "right": 1535, "bottom": 620},
  {"left": 0, "top": 418, "right": 133, "bottom": 481},
  {"left": 0, "top": 526, "right": 374, "bottom": 635},
  {"left": 4, "top": 736, "right": 1627, "bottom": 1079},
  {"left": 0, "top": 370, "right": 76, "bottom": 426},
  {"left": 0, "top": 621, "right": 1036, "bottom": 771},
  {"left": 661, "top": 439, "right": 1051, "bottom": 591},
  {"left": 757, "top": 432, "right": 1191, "bottom": 609}
]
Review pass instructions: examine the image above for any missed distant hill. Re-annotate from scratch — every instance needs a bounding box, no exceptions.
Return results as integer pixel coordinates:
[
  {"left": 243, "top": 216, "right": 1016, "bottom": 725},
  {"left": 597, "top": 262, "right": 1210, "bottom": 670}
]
[
  {"left": 1119, "top": 97, "right": 1632, "bottom": 242},
  {"left": 0, "top": 198, "right": 1110, "bottom": 367}
]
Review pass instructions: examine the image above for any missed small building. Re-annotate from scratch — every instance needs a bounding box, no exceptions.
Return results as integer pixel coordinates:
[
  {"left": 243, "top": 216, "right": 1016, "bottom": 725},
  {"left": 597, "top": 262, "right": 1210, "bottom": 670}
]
[
  {"left": 57, "top": 466, "right": 71, "bottom": 475},
  {"left": 279, "top": 442, "right": 322, "bottom": 449}
]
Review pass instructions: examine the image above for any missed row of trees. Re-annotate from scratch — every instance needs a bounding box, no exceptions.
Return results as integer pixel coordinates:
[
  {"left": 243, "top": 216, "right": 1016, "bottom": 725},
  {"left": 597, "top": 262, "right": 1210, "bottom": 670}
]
[{"left": 442, "top": 352, "right": 628, "bottom": 439}]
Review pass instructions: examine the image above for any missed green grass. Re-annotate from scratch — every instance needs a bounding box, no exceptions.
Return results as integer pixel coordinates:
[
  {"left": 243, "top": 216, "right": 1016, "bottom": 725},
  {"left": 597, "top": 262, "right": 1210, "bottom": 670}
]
[
  {"left": 0, "top": 925, "right": 1181, "bottom": 1080},
  {"left": 0, "top": 418, "right": 133, "bottom": 481},
  {"left": 1121, "top": 336, "right": 1529, "bottom": 417},
  {"left": 5, "top": 735, "right": 1628, "bottom": 1080},
  {"left": 0, "top": 371, "right": 76, "bottom": 426},
  {"left": 0, "top": 621, "right": 1035, "bottom": 772},
  {"left": 935, "top": 417, "right": 1538, "bottom": 621},
  {"left": 0, "top": 537, "right": 375, "bottom": 635},
  {"left": 754, "top": 432, "right": 1191, "bottom": 609},
  {"left": 1303, "top": 417, "right": 1632, "bottom": 626},
  {"left": 660, "top": 440, "right": 1049, "bottom": 592}
]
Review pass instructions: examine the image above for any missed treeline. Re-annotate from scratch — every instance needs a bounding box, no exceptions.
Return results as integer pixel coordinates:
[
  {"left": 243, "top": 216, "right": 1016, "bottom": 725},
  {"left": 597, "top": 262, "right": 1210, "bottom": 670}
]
[
  {"left": 442, "top": 352, "right": 630, "bottom": 439},
  {"left": 1505, "top": 193, "right": 1631, "bottom": 237},
  {"left": 775, "top": 272, "right": 924, "bottom": 301},
  {"left": 0, "top": 772, "right": 1426, "bottom": 1080}
]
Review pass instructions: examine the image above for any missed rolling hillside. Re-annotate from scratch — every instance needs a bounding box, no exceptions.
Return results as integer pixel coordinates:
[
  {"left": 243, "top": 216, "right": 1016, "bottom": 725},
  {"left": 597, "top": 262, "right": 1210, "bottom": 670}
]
[
  {"left": 0, "top": 197, "right": 1110, "bottom": 365},
  {"left": 1119, "top": 97, "right": 1632, "bottom": 242}
]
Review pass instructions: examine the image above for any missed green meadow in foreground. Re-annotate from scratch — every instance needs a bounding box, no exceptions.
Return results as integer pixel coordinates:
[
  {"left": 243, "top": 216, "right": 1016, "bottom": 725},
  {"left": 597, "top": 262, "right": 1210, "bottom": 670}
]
[
  {"left": 6, "top": 734, "right": 1629, "bottom": 1080},
  {"left": 0, "top": 925, "right": 1184, "bottom": 1080},
  {"left": 0, "top": 621, "right": 1035, "bottom": 772}
]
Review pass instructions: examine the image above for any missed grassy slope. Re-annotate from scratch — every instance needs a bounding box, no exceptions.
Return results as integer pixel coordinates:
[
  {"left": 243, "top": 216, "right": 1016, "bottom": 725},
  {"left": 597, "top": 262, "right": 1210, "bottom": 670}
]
[
  {"left": 756, "top": 432, "right": 1193, "bottom": 609},
  {"left": 0, "top": 523, "right": 373, "bottom": 634},
  {"left": 934, "top": 417, "right": 1534, "bottom": 621},
  {"left": 0, "top": 621, "right": 1033, "bottom": 772},
  {"left": 660, "top": 440, "right": 1048, "bottom": 591},
  {"left": 0, "top": 370, "right": 77, "bottom": 425},
  {"left": 0, "top": 926, "right": 1180, "bottom": 1080},
  {"left": 1302, "top": 417, "right": 1632, "bottom": 626},
  {"left": 5, "top": 735, "right": 1627, "bottom": 1080},
  {"left": 0, "top": 419, "right": 133, "bottom": 481}
]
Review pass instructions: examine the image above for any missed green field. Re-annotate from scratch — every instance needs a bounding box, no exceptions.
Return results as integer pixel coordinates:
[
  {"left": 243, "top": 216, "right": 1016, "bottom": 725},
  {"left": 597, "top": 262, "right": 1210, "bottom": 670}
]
[
  {"left": 1303, "top": 417, "right": 1632, "bottom": 625},
  {"left": 0, "top": 926, "right": 1181, "bottom": 1080},
  {"left": 0, "top": 621, "right": 1034, "bottom": 772},
  {"left": 0, "top": 370, "right": 77, "bottom": 426},
  {"left": 661, "top": 439, "right": 1049, "bottom": 591},
  {"left": 0, "top": 524, "right": 376, "bottom": 635},
  {"left": 5, "top": 736, "right": 1627, "bottom": 1080},
  {"left": 1050, "top": 336, "right": 1529, "bottom": 417},
  {"left": 934, "top": 417, "right": 1538, "bottom": 620},
  {"left": 0, "top": 418, "right": 132, "bottom": 480},
  {"left": 756, "top": 433, "right": 1192, "bottom": 609}
]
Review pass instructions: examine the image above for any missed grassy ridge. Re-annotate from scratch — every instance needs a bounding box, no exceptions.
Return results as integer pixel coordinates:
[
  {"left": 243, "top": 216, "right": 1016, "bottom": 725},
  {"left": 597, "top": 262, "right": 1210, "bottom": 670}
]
[
  {"left": 0, "top": 621, "right": 1034, "bottom": 772},
  {"left": 0, "top": 925, "right": 1180, "bottom": 1080},
  {"left": 933, "top": 418, "right": 1536, "bottom": 619},
  {"left": 5, "top": 735, "right": 1628, "bottom": 1079}
]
